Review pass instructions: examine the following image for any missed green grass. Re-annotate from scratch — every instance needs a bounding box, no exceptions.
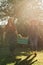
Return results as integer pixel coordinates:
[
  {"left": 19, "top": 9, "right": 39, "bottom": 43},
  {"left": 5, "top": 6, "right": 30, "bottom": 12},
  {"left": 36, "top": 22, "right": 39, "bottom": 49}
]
[{"left": 0, "top": 47, "right": 43, "bottom": 65}]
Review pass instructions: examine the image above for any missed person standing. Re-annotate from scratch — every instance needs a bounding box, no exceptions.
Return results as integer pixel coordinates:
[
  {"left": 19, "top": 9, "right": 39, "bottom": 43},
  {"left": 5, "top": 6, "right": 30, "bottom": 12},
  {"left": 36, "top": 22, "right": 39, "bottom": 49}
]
[{"left": 4, "top": 17, "right": 17, "bottom": 56}]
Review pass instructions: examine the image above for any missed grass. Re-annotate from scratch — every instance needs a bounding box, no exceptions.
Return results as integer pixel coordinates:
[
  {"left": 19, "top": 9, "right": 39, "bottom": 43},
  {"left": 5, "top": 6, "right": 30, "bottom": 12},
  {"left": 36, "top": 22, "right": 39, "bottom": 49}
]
[
  {"left": 32, "top": 51, "right": 43, "bottom": 65},
  {"left": 15, "top": 51, "right": 43, "bottom": 65},
  {"left": 0, "top": 46, "right": 43, "bottom": 65}
]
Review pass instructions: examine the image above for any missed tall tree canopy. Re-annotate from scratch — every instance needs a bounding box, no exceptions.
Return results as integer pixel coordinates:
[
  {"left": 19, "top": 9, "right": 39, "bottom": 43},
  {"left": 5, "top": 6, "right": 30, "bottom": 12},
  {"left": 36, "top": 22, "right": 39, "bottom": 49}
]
[{"left": 0, "top": 0, "right": 43, "bottom": 22}]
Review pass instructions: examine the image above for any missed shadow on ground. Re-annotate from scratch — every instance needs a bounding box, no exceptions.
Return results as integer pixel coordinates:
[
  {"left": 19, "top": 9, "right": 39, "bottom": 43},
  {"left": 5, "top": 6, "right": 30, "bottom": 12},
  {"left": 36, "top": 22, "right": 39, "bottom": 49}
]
[
  {"left": 0, "top": 47, "right": 37, "bottom": 65},
  {"left": 0, "top": 54, "right": 37, "bottom": 65}
]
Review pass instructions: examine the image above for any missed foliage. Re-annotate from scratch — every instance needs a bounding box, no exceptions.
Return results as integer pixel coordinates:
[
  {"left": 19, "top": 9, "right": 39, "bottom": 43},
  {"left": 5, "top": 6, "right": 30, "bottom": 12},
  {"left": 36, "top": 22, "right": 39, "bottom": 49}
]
[{"left": 0, "top": 0, "right": 23, "bottom": 19}]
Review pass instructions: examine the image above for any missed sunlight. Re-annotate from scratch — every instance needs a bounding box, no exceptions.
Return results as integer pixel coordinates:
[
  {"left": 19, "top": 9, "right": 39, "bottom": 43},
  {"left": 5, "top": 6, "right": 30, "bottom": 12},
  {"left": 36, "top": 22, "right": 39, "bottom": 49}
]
[
  {"left": 38, "top": 0, "right": 43, "bottom": 10},
  {"left": 0, "top": 20, "right": 7, "bottom": 25},
  {"left": 16, "top": 0, "right": 43, "bottom": 22}
]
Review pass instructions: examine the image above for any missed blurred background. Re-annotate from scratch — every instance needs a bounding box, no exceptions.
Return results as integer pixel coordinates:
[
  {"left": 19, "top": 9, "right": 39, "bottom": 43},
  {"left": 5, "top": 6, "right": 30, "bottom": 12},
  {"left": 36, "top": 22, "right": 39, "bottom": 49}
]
[{"left": 0, "top": 0, "right": 43, "bottom": 65}]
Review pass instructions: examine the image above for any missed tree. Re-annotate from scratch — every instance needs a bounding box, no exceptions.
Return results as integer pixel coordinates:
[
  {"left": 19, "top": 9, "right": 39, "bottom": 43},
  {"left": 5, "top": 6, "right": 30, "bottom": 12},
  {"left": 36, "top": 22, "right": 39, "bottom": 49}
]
[{"left": 0, "top": 0, "right": 23, "bottom": 19}]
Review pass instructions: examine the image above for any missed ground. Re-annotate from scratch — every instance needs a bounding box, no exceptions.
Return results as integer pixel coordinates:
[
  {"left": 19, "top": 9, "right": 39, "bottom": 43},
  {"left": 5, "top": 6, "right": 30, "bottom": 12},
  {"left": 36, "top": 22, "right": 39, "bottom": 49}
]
[
  {"left": 33, "top": 51, "right": 43, "bottom": 65},
  {"left": 0, "top": 46, "right": 43, "bottom": 65}
]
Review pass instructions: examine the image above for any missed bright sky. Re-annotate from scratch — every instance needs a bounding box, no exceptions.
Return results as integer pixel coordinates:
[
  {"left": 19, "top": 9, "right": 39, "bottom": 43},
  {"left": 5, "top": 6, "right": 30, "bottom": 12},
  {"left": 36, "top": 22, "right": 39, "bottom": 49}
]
[{"left": 0, "top": 20, "right": 7, "bottom": 25}]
